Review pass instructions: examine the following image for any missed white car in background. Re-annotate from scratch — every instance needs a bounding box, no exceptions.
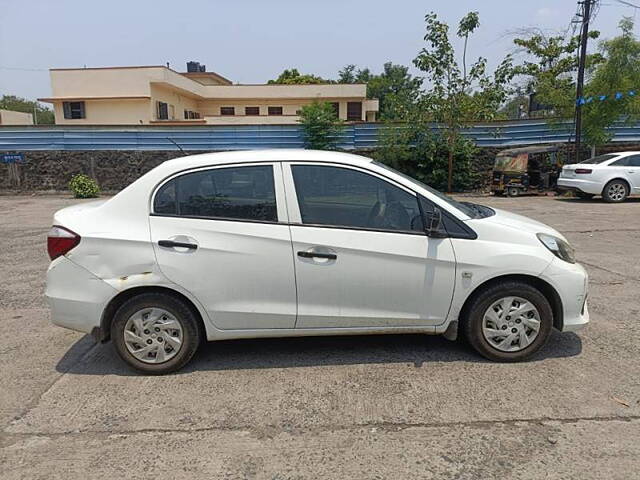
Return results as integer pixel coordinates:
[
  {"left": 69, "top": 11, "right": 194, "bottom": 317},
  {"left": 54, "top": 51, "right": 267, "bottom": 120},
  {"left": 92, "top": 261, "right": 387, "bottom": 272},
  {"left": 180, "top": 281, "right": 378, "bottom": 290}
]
[
  {"left": 558, "top": 151, "right": 640, "bottom": 202},
  {"left": 46, "top": 150, "right": 589, "bottom": 374}
]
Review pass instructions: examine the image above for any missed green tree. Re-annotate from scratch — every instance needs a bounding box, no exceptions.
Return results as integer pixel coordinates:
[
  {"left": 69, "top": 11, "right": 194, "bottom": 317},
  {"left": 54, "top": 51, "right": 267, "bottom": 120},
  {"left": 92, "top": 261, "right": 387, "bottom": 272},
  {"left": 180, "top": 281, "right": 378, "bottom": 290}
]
[
  {"left": 338, "top": 63, "right": 423, "bottom": 121},
  {"left": 0, "top": 95, "right": 55, "bottom": 124},
  {"left": 268, "top": 68, "right": 329, "bottom": 84},
  {"left": 337, "top": 64, "right": 372, "bottom": 84},
  {"left": 582, "top": 17, "right": 640, "bottom": 148},
  {"left": 367, "top": 63, "right": 423, "bottom": 121},
  {"left": 298, "top": 101, "right": 344, "bottom": 150},
  {"left": 412, "top": 11, "right": 514, "bottom": 191},
  {"left": 512, "top": 29, "right": 602, "bottom": 119}
]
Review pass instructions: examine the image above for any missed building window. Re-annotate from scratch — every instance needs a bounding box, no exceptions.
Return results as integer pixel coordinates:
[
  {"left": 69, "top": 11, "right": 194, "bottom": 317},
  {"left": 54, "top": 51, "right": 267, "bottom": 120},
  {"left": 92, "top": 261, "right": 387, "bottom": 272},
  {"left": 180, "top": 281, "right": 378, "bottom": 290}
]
[
  {"left": 330, "top": 102, "right": 340, "bottom": 119},
  {"left": 184, "top": 110, "right": 189, "bottom": 120},
  {"left": 347, "top": 102, "right": 362, "bottom": 121},
  {"left": 245, "top": 106, "right": 260, "bottom": 116},
  {"left": 221, "top": 107, "right": 235, "bottom": 116},
  {"left": 157, "top": 101, "right": 169, "bottom": 120},
  {"left": 63, "top": 101, "right": 86, "bottom": 119},
  {"left": 268, "top": 106, "right": 283, "bottom": 116}
]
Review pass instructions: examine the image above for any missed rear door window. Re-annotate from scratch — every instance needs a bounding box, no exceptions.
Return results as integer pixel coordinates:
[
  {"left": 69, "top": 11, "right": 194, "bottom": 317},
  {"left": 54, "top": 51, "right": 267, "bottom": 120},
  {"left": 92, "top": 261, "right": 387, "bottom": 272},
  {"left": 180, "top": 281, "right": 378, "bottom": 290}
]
[
  {"left": 610, "top": 157, "right": 630, "bottom": 167},
  {"left": 154, "top": 165, "right": 277, "bottom": 222},
  {"left": 625, "top": 155, "right": 640, "bottom": 167}
]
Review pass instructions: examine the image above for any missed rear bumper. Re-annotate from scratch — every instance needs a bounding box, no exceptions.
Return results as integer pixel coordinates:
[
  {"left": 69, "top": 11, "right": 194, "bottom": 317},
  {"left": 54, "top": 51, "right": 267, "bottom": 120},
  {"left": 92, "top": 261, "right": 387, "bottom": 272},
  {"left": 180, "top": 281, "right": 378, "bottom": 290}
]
[
  {"left": 45, "top": 256, "right": 117, "bottom": 334},
  {"left": 557, "top": 178, "right": 603, "bottom": 195}
]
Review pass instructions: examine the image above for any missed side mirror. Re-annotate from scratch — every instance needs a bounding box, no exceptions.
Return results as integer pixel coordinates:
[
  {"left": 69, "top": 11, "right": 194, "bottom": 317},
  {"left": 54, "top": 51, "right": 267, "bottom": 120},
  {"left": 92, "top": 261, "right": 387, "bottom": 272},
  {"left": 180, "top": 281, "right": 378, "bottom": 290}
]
[{"left": 425, "top": 208, "right": 446, "bottom": 238}]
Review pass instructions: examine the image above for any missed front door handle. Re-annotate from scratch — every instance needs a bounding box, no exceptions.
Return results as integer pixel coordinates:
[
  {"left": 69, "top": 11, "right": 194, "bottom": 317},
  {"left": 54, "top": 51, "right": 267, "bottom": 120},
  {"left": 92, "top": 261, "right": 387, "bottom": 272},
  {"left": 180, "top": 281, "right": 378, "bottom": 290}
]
[
  {"left": 159, "top": 239, "right": 198, "bottom": 250},
  {"left": 297, "top": 251, "right": 337, "bottom": 260}
]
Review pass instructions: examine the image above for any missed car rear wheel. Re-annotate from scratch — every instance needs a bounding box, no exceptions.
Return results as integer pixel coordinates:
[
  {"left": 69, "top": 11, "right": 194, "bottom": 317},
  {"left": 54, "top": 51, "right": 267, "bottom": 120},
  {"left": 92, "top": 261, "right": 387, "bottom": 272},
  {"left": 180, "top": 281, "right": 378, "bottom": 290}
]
[
  {"left": 461, "top": 281, "right": 553, "bottom": 362},
  {"left": 602, "top": 180, "right": 629, "bottom": 203},
  {"left": 111, "top": 292, "right": 202, "bottom": 374}
]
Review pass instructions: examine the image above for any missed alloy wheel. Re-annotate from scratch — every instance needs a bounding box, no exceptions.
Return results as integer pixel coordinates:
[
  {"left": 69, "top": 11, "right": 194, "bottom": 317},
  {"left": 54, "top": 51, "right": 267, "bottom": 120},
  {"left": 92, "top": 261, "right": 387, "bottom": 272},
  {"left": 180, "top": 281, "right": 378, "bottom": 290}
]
[
  {"left": 123, "top": 308, "right": 183, "bottom": 363},
  {"left": 607, "top": 183, "right": 626, "bottom": 202},
  {"left": 482, "top": 296, "right": 541, "bottom": 352}
]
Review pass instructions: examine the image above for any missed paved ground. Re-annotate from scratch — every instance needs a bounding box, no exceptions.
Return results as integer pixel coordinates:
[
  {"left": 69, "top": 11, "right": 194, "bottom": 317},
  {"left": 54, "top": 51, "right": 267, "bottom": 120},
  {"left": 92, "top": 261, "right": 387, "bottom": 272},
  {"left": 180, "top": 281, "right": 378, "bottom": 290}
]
[{"left": 1, "top": 193, "right": 639, "bottom": 479}]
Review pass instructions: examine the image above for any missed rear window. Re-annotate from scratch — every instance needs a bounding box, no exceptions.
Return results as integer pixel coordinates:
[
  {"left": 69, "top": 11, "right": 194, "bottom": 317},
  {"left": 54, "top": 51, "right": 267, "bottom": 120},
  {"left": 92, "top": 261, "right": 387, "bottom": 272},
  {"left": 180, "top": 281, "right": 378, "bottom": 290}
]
[
  {"left": 579, "top": 154, "right": 617, "bottom": 164},
  {"left": 153, "top": 165, "right": 277, "bottom": 222}
]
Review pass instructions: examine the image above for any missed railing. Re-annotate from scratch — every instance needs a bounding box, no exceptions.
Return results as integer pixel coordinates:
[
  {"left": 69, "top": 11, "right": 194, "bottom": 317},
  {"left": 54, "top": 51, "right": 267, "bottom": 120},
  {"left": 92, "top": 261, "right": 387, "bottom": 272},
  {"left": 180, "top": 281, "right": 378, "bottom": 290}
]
[{"left": 1, "top": 119, "right": 639, "bottom": 151}]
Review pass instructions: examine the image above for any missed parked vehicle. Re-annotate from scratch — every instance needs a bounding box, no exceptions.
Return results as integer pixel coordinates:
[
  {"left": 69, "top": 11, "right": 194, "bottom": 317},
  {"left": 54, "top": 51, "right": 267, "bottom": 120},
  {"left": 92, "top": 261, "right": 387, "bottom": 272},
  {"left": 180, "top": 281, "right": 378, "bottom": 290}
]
[
  {"left": 491, "top": 145, "right": 563, "bottom": 197},
  {"left": 557, "top": 151, "right": 640, "bottom": 202},
  {"left": 46, "top": 150, "right": 589, "bottom": 374}
]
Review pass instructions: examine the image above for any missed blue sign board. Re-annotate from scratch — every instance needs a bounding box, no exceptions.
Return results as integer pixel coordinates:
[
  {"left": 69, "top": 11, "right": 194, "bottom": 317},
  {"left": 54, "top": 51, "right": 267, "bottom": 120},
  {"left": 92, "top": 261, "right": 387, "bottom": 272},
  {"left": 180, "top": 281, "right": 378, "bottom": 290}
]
[{"left": 2, "top": 153, "right": 25, "bottom": 164}]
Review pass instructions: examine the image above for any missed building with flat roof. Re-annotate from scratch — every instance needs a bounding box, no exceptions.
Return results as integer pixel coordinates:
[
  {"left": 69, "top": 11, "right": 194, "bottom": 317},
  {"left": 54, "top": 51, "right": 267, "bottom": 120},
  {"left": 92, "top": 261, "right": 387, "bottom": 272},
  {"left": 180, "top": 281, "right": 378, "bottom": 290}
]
[{"left": 39, "top": 62, "right": 379, "bottom": 126}]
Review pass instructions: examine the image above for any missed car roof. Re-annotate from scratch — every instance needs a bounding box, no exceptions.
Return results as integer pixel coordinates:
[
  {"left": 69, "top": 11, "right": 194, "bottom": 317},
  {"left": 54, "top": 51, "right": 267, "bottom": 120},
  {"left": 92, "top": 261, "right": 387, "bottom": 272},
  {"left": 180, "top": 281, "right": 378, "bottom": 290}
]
[
  {"left": 160, "top": 149, "right": 374, "bottom": 172},
  {"left": 100, "top": 148, "right": 472, "bottom": 223},
  {"left": 606, "top": 151, "right": 640, "bottom": 157}
]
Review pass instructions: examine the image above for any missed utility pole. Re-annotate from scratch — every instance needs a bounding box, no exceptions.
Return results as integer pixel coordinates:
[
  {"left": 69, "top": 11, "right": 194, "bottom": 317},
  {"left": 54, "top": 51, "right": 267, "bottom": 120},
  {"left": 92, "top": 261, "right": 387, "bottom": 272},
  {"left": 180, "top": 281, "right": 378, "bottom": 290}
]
[{"left": 574, "top": 0, "right": 593, "bottom": 163}]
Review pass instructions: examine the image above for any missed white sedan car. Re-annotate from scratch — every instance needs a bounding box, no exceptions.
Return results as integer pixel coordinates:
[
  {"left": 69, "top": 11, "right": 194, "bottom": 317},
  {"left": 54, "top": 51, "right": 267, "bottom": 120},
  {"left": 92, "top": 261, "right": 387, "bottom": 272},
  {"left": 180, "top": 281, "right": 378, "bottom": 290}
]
[
  {"left": 46, "top": 150, "right": 589, "bottom": 374},
  {"left": 558, "top": 151, "right": 640, "bottom": 202}
]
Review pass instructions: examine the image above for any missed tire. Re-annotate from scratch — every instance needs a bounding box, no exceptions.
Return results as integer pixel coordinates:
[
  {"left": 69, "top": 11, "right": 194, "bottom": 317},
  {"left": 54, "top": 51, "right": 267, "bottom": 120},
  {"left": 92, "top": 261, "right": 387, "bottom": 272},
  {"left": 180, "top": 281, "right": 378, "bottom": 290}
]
[
  {"left": 111, "top": 292, "right": 202, "bottom": 374},
  {"left": 602, "top": 180, "right": 629, "bottom": 203},
  {"left": 461, "top": 281, "right": 553, "bottom": 362},
  {"left": 507, "top": 187, "right": 520, "bottom": 197},
  {"left": 575, "top": 191, "right": 595, "bottom": 200}
]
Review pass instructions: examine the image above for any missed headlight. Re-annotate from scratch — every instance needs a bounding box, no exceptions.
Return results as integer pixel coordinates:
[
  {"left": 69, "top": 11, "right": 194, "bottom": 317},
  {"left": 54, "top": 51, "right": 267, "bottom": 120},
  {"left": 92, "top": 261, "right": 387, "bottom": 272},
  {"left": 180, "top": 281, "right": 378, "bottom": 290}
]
[{"left": 537, "top": 233, "right": 576, "bottom": 264}]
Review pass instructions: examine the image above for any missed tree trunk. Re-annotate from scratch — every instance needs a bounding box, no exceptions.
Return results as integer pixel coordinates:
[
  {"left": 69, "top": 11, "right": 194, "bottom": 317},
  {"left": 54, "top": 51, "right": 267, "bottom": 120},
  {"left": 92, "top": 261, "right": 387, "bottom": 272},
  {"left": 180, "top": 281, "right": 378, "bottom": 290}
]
[
  {"left": 590, "top": 145, "right": 596, "bottom": 158},
  {"left": 447, "top": 133, "right": 454, "bottom": 193}
]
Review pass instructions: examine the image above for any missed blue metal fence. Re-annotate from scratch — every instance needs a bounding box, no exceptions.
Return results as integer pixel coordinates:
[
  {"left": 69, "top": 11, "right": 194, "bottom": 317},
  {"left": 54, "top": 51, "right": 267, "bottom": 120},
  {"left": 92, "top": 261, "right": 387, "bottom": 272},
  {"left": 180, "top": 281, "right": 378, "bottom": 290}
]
[{"left": 1, "top": 120, "right": 639, "bottom": 151}]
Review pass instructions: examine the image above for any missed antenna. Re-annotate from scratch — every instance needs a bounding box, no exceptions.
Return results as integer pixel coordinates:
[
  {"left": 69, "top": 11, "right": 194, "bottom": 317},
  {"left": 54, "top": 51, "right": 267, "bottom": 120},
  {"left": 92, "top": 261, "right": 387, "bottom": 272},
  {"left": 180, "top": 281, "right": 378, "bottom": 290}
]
[{"left": 166, "top": 138, "right": 186, "bottom": 156}]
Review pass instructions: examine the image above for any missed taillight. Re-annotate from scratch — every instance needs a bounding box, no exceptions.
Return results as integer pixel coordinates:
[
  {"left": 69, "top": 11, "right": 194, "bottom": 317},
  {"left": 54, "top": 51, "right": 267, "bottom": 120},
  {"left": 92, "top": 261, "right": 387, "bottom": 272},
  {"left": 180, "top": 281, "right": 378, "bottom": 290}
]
[
  {"left": 575, "top": 168, "right": 593, "bottom": 174},
  {"left": 47, "top": 226, "right": 80, "bottom": 260}
]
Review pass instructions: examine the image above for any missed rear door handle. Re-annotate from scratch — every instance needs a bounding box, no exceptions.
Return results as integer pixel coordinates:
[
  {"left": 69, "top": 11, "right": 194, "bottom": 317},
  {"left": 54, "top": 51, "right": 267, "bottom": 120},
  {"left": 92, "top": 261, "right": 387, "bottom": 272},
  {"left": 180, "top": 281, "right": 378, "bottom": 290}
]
[
  {"left": 158, "top": 240, "right": 198, "bottom": 250},
  {"left": 297, "top": 251, "right": 337, "bottom": 260}
]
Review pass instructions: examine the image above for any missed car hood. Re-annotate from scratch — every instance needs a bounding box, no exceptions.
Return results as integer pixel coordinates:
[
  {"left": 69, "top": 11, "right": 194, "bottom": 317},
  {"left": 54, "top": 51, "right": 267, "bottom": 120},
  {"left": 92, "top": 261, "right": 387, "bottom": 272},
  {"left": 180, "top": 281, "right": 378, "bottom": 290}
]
[{"left": 479, "top": 207, "right": 566, "bottom": 240}]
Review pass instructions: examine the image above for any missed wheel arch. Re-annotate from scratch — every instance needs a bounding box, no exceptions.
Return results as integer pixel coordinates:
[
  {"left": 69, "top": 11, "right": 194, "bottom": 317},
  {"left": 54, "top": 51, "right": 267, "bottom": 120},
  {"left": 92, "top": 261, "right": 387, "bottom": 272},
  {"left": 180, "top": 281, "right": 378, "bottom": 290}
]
[
  {"left": 458, "top": 273, "right": 564, "bottom": 331},
  {"left": 602, "top": 177, "right": 631, "bottom": 195},
  {"left": 96, "top": 286, "right": 207, "bottom": 343}
]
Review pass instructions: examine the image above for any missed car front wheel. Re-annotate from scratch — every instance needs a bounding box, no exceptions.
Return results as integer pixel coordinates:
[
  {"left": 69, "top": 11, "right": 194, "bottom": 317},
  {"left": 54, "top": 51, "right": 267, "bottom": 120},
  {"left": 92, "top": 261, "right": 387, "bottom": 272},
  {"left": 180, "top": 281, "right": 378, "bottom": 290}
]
[
  {"left": 602, "top": 180, "right": 629, "bottom": 203},
  {"left": 461, "top": 281, "right": 553, "bottom": 362},
  {"left": 111, "top": 292, "right": 202, "bottom": 374}
]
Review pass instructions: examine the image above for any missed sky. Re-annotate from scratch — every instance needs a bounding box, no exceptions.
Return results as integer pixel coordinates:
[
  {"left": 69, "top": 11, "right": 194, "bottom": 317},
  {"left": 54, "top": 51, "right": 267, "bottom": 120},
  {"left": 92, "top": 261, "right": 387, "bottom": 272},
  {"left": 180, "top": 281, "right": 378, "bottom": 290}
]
[{"left": 0, "top": 0, "right": 638, "bottom": 101}]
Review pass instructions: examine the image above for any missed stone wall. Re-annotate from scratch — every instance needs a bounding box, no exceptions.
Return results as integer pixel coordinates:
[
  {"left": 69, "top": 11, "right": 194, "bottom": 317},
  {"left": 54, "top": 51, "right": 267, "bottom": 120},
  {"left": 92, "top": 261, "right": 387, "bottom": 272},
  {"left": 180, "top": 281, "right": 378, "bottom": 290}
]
[
  {"left": 0, "top": 150, "right": 189, "bottom": 192},
  {"left": 2, "top": 144, "right": 639, "bottom": 193}
]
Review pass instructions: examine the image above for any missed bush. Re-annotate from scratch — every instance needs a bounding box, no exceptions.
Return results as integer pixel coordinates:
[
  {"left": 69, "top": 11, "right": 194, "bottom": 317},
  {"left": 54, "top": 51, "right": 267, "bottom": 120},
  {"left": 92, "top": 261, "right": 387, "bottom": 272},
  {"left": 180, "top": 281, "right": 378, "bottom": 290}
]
[
  {"left": 374, "top": 123, "right": 478, "bottom": 192},
  {"left": 298, "top": 101, "right": 344, "bottom": 150},
  {"left": 68, "top": 174, "right": 100, "bottom": 198}
]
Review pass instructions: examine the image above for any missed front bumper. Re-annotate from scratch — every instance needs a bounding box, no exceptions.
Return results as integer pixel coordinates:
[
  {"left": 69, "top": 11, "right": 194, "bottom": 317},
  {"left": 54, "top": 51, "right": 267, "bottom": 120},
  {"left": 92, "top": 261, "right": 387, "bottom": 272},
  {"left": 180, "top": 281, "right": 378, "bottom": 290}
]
[
  {"left": 45, "top": 256, "right": 117, "bottom": 334},
  {"left": 557, "top": 177, "right": 603, "bottom": 195},
  {"left": 540, "top": 258, "right": 589, "bottom": 332}
]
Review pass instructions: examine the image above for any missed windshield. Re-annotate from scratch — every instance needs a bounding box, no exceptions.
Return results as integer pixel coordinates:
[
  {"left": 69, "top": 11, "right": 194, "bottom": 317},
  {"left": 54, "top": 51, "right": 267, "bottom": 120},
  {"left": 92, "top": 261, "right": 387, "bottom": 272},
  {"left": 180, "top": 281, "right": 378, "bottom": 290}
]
[
  {"left": 372, "top": 161, "right": 491, "bottom": 219},
  {"left": 579, "top": 154, "right": 617, "bottom": 164},
  {"left": 494, "top": 153, "right": 527, "bottom": 171}
]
